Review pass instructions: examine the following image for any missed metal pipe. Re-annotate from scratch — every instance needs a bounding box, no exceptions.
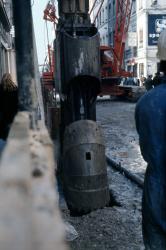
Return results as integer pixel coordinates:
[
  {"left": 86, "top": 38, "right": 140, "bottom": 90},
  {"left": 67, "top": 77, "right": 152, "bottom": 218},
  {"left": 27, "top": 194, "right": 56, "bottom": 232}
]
[
  {"left": 106, "top": 156, "right": 144, "bottom": 188},
  {"left": 12, "top": 0, "right": 35, "bottom": 112}
]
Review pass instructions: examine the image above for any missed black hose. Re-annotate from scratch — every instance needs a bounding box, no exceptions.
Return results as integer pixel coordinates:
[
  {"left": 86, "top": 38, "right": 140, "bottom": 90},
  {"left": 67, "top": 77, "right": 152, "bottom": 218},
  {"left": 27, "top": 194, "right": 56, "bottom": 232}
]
[{"left": 106, "top": 156, "right": 144, "bottom": 189}]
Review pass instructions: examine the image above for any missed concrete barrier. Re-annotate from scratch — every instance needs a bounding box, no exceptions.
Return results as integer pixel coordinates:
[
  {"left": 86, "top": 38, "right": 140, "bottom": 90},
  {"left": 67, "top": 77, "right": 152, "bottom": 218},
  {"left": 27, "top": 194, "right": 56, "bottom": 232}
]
[{"left": 0, "top": 112, "right": 68, "bottom": 250}]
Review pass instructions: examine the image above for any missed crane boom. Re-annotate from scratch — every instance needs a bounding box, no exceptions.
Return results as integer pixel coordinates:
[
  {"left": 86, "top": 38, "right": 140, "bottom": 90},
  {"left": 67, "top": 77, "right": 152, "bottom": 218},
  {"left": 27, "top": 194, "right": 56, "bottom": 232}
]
[
  {"left": 43, "top": 0, "right": 58, "bottom": 24},
  {"left": 100, "top": 0, "right": 133, "bottom": 78},
  {"left": 99, "top": 0, "right": 137, "bottom": 98},
  {"left": 114, "top": 0, "right": 133, "bottom": 68}
]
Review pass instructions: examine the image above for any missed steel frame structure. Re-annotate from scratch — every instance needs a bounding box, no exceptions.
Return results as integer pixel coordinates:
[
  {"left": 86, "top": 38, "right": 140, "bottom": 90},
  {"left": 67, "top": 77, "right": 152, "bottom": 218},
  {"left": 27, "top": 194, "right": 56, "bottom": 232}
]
[{"left": 114, "top": 0, "right": 133, "bottom": 68}]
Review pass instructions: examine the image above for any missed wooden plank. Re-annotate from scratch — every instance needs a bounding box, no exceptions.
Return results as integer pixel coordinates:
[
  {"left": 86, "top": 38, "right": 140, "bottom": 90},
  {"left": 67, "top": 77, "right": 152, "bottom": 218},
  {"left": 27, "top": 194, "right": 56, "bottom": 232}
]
[{"left": 0, "top": 112, "right": 67, "bottom": 250}]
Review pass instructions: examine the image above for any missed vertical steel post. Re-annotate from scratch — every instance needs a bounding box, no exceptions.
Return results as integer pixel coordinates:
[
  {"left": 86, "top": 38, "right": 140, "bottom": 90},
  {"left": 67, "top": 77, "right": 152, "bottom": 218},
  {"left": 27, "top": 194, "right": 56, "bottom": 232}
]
[
  {"left": 12, "top": 0, "right": 35, "bottom": 112},
  {"left": 56, "top": 0, "right": 110, "bottom": 214}
]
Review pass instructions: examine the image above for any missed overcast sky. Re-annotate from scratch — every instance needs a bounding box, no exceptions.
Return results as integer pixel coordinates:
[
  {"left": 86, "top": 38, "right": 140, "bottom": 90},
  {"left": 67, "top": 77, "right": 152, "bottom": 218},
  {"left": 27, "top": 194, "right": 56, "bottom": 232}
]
[{"left": 32, "top": 0, "right": 57, "bottom": 66}]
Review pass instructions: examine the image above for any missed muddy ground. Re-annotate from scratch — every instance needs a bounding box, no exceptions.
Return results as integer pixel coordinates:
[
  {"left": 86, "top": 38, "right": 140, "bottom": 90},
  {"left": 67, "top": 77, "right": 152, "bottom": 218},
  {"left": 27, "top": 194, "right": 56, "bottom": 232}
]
[{"left": 61, "top": 100, "right": 146, "bottom": 250}]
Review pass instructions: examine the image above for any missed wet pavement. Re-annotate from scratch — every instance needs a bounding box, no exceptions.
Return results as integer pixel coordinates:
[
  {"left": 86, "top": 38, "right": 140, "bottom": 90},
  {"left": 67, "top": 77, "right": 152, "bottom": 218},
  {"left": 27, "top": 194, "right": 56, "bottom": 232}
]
[{"left": 97, "top": 100, "right": 146, "bottom": 180}]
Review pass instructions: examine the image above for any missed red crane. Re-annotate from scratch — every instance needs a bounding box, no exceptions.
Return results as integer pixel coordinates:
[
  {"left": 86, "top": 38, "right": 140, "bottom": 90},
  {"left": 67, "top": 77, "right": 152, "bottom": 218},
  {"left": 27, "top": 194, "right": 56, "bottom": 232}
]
[
  {"left": 41, "top": 1, "right": 59, "bottom": 134},
  {"left": 100, "top": 0, "right": 133, "bottom": 79},
  {"left": 43, "top": 0, "right": 58, "bottom": 24},
  {"left": 43, "top": 0, "right": 57, "bottom": 78},
  {"left": 114, "top": 0, "right": 133, "bottom": 72},
  {"left": 98, "top": 0, "right": 142, "bottom": 99}
]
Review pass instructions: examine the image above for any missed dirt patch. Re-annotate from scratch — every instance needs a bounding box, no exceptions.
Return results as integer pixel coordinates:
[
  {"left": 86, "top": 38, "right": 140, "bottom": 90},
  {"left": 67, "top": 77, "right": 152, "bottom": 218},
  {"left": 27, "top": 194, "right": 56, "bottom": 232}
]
[{"left": 62, "top": 166, "right": 144, "bottom": 250}]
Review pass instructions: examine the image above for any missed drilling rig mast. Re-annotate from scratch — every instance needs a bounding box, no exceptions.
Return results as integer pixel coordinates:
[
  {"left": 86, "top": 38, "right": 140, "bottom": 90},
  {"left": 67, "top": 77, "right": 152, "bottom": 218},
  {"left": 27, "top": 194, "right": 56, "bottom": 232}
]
[{"left": 55, "top": 0, "right": 110, "bottom": 214}]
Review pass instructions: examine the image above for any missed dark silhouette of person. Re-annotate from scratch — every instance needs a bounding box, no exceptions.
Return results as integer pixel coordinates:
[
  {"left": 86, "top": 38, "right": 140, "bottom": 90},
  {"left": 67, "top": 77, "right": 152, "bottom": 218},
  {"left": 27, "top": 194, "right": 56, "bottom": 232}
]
[
  {"left": 0, "top": 73, "right": 18, "bottom": 140},
  {"left": 153, "top": 72, "right": 161, "bottom": 87},
  {"left": 145, "top": 75, "right": 153, "bottom": 90},
  {"left": 135, "top": 29, "right": 166, "bottom": 249}
]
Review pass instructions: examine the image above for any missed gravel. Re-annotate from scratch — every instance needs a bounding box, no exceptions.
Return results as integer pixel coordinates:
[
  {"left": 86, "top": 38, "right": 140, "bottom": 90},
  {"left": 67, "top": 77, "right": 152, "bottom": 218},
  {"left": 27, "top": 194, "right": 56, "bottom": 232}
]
[{"left": 97, "top": 100, "right": 146, "bottom": 180}]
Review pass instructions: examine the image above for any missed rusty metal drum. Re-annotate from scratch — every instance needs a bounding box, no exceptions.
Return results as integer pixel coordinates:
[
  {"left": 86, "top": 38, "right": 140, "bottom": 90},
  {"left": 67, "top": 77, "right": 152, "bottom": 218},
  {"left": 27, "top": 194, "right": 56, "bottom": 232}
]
[{"left": 63, "top": 120, "right": 110, "bottom": 214}]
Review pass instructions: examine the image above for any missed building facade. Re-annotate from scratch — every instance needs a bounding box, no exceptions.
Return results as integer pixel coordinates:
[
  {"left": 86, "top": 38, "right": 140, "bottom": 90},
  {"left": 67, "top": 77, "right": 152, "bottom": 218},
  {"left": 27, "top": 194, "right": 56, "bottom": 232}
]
[
  {"left": 92, "top": 0, "right": 109, "bottom": 45},
  {"left": 107, "top": 0, "right": 116, "bottom": 46},
  {"left": 0, "top": 0, "right": 15, "bottom": 81},
  {"left": 136, "top": 0, "right": 166, "bottom": 78},
  {"left": 91, "top": 0, "right": 166, "bottom": 78},
  {"left": 124, "top": 0, "right": 137, "bottom": 76}
]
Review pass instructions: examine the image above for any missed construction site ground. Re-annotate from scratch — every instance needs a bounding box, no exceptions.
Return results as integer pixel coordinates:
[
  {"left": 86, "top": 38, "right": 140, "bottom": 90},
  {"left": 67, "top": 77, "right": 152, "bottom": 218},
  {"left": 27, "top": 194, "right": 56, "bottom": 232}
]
[{"left": 61, "top": 98, "right": 147, "bottom": 250}]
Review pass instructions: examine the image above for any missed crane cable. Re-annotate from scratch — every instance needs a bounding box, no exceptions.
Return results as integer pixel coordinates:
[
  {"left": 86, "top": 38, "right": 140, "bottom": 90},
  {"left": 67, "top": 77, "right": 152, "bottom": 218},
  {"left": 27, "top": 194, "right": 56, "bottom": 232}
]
[
  {"left": 45, "top": 20, "right": 52, "bottom": 71},
  {"left": 45, "top": 20, "right": 50, "bottom": 47},
  {"left": 93, "top": 0, "right": 105, "bottom": 24},
  {"left": 43, "top": 22, "right": 48, "bottom": 73},
  {"left": 89, "top": 0, "right": 98, "bottom": 15}
]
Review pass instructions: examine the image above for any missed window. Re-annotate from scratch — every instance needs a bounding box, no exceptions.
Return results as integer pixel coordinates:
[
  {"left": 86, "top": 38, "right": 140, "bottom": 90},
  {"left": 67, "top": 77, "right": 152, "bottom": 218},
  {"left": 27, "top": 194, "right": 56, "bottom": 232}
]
[
  {"left": 105, "top": 6, "right": 108, "bottom": 22},
  {"left": 113, "top": 0, "right": 115, "bottom": 16},
  {"left": 108, "top": 3, "right": 111, "bottom": 20},
  {"left": 109, "top": 32, "right": 112, "bottom": 44},
  {"left": 139, "top": 63, "right": 144, "bottom": 77},
  {"left": 132, "top": 0, "right": 136, "bottom": 14},
  {"left": 139, "top": 29, "right": 143, "bottom": 48},
  {"left": 151, "top": 0, "right": 157, "bottom": 6},
  {"left": 102, "top": 8, "right": 104, "bottom": 23},
  {"left": 133, "top": 47, "right": 137, "bottom": 57}
]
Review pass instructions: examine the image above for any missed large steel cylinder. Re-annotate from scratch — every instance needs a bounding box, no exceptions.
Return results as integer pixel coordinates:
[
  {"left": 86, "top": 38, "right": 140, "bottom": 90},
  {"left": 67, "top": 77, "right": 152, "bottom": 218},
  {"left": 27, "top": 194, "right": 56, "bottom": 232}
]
[{"left": 63, "top": 120, "right": 110, "bottom": 214}]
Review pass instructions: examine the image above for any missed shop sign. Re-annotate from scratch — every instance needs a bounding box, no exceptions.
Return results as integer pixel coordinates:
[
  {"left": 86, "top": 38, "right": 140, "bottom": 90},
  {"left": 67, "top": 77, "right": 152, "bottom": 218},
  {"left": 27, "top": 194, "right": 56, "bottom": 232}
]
[{"left": 148, "top": 14, "right": 166, "bottom": 46}]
